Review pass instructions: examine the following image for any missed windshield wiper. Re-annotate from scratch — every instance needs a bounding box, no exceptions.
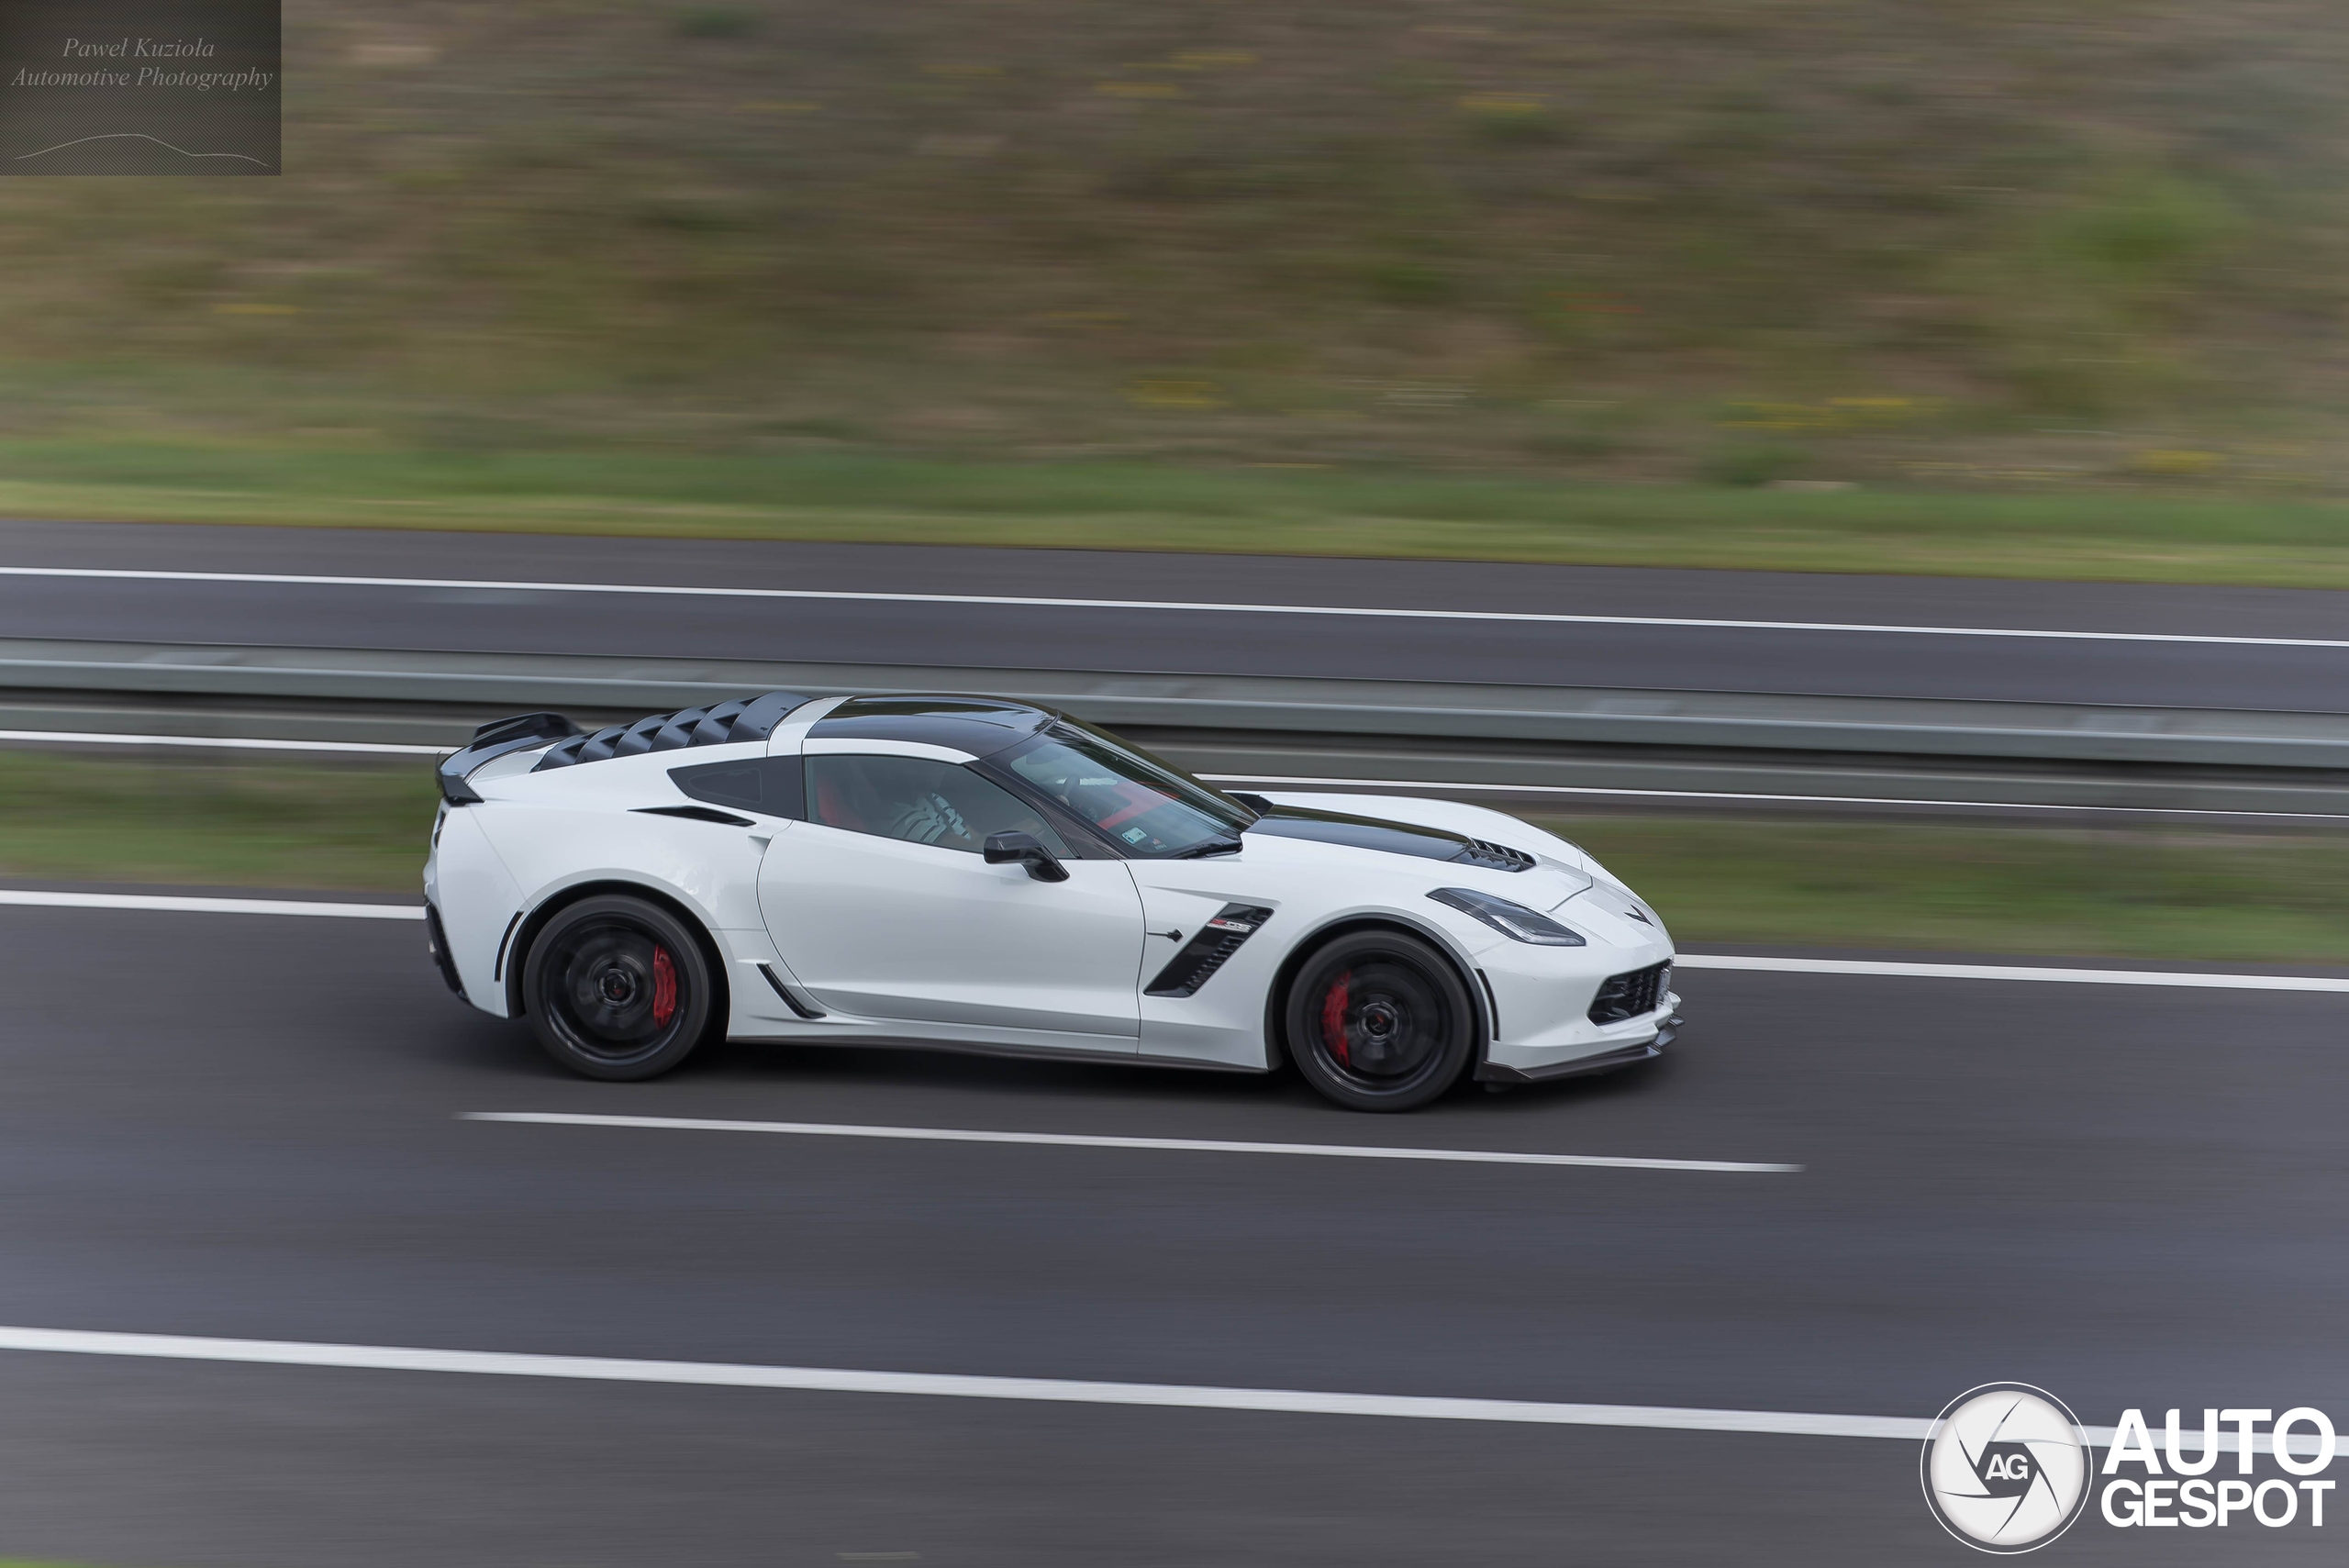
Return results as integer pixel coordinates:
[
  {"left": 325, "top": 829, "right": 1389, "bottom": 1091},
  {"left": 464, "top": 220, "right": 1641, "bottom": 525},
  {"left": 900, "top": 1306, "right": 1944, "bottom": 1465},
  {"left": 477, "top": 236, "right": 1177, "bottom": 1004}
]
[{"left": 1174, "top": 837, "right": 1244, "bottom": 859}]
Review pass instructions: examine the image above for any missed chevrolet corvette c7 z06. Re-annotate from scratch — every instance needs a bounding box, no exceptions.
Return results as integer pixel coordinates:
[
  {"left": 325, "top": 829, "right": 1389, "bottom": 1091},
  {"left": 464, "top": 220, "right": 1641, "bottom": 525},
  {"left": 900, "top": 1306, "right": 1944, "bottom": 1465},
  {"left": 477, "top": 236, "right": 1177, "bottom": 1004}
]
[{"left": 423, "top": 692, "right": 1679, "bottom": 1111}]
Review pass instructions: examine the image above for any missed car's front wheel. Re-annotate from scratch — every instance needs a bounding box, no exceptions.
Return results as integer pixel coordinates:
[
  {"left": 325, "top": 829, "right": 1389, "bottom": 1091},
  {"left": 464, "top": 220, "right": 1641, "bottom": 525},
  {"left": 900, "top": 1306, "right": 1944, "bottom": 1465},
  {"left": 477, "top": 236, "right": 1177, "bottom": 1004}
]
[
  {"left": 523, "top": 895, "right": 714, "bottom": 1080},
  {"left": 1284, "top": 929, "right": 1475, "bottom": 1112}
]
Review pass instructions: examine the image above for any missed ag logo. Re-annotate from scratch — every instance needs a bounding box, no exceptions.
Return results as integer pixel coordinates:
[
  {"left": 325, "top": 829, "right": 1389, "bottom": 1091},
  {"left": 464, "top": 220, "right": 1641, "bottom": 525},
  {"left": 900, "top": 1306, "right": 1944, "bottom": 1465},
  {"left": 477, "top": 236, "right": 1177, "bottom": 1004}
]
[{"left": 1922, "top": 1384, "right": 2092, "bottom": 1552}]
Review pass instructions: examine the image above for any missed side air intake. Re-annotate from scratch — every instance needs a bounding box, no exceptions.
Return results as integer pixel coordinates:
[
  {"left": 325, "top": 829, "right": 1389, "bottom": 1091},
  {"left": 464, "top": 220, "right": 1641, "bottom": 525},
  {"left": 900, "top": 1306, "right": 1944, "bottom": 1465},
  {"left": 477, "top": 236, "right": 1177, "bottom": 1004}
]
[
  {"left": 1146, "top": 904, "right": 1275, "bottom": 998},
  {"left": 534, "top": 691, "right": 810, "bottom": 771}
]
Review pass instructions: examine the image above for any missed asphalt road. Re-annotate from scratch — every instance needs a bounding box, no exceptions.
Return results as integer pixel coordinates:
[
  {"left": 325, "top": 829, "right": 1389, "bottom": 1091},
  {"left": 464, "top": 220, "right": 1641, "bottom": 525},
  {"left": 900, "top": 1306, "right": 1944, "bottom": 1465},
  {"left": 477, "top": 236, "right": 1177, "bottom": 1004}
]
[
  {"left": 10, "top": 519, "right": 2349, "bottom": 710},
  {"left": 1, "top": 904, "right": 2343, "bottom": 1566}
]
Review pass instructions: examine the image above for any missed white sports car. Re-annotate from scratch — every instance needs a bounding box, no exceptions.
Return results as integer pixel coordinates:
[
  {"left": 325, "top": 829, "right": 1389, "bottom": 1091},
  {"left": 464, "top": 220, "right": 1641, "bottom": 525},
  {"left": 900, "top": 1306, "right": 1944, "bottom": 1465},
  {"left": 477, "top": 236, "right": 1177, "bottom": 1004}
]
[{"left": 423, "top": 692, "right": 1680, "bottom": 1112}]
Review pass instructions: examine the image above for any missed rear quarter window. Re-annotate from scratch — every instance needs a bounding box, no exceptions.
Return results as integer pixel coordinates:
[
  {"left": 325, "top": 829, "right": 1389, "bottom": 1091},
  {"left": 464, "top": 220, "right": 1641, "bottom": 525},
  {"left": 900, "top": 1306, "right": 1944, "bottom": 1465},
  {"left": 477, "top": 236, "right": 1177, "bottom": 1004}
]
[{"left": 670, "top": 758, "right": 806, "bottom": 818}]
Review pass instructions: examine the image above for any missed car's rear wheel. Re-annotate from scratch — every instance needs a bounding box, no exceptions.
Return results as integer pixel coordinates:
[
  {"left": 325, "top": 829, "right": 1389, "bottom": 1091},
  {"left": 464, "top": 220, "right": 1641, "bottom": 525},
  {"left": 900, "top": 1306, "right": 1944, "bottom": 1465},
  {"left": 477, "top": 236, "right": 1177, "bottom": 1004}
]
[
  {"left": 523, "top": 895, "right": 713, "bottom": 1080},
  {"left": 1284, "top": 929, "right": 1475, "bottom": 1112}
]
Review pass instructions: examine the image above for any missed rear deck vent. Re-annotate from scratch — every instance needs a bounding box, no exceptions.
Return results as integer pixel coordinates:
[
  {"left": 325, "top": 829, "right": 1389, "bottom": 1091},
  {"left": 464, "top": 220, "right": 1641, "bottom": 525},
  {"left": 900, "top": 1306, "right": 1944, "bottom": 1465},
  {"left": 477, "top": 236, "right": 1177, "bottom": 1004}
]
[{"left": 534, "top": 691, "right": 810, "bottom": 771}]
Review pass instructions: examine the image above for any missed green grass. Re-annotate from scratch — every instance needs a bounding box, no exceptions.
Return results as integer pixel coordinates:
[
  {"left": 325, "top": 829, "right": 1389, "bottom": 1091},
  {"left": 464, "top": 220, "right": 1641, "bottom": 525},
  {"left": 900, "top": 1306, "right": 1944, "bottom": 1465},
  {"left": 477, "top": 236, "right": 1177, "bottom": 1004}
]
[
  {"left": 0, "top": 752, "right": 2343, "bottom": 963},
  {"left": 1543, "top": 816, "right": 2349, "bottom": 965},
  {"left": 16, "top": 439, "right": 2349, "bottom": 585},
  {"left": 0, "top": 751, "right": 437, "bottom": 893},
  {"left": 3, "top": 2, "right": 2349, "bottom": 547}
]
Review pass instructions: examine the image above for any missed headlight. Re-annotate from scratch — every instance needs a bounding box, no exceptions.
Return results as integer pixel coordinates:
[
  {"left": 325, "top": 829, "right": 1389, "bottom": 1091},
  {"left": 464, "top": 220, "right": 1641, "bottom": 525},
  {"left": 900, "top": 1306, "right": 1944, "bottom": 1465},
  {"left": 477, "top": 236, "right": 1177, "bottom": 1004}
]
[{"left": 1428, "top": 887, "right": 1586, "bottom": 946}]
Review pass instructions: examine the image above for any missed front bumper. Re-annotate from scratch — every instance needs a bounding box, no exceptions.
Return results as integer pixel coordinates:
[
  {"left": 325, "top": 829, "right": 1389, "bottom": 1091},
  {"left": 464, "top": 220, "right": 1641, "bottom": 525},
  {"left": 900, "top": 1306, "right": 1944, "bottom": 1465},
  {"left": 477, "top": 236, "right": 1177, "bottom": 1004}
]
[{"left": 1475, "top": 1013, "right": 1681, "bottom": 1084}]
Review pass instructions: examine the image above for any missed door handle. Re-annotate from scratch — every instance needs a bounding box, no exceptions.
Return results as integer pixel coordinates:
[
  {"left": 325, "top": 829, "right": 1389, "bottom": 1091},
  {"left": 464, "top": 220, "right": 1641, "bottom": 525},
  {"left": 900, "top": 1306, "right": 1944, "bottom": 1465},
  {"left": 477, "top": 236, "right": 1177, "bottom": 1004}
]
[{"left": 1150, "top": 929, "right": 1184, "bottom": 942}]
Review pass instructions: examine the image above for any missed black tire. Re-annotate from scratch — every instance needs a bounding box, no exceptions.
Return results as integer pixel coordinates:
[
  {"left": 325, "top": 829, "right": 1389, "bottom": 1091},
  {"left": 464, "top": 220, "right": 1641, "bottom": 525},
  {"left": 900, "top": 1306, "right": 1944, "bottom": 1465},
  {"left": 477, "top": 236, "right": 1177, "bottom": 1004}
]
[
  {"left": 523, "top": 895, "right": 715, "bottom": 1081},
  {"left": 1283, "top": 929, "right": 1476, "bottom": 1112}
]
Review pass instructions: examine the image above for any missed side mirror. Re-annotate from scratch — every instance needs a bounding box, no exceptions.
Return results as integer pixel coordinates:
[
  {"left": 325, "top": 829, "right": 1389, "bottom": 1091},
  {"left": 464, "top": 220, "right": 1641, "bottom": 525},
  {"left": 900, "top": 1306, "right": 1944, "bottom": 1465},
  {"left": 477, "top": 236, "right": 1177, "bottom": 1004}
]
[{"left": 984, "top": 830, "right": 1070, "bottom": 882}]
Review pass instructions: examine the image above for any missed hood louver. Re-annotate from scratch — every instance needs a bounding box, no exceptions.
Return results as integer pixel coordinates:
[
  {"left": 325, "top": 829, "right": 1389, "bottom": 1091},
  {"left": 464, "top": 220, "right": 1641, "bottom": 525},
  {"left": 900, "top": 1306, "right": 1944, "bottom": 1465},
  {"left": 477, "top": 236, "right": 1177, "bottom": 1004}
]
[{"left": 1453, "top": 839, "right": 1536, "bottom": 872}]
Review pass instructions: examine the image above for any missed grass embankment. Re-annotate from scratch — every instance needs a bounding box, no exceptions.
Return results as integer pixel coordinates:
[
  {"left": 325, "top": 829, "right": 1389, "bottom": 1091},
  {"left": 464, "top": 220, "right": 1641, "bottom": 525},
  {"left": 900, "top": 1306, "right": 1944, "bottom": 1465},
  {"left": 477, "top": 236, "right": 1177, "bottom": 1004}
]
[
  {"left": 0, "top": 752, "right": 438, "bottom": 893},
  {"left": 5, "top": 4, "right": 2349, "bottom": 565},
  {"left": 1541, "top": 817, "right": 2349, "bottom": 965},
  {"left": 5, "top": 753, "right": 2344, "bottom": 962},
  {"left": 15, "top": 442, "right": 2349, "bottom": 588}
]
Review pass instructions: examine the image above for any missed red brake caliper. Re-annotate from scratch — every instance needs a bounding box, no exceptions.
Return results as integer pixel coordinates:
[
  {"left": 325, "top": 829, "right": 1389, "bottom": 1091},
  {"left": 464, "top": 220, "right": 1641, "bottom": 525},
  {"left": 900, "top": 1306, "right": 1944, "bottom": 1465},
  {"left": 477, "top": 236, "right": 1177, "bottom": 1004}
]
[
  {"left": 1320, "top": 971, "right": 1351, "bottom": 1066},
  {"left": 651, "top": 946, "right": 677, "bottom": 1029}
]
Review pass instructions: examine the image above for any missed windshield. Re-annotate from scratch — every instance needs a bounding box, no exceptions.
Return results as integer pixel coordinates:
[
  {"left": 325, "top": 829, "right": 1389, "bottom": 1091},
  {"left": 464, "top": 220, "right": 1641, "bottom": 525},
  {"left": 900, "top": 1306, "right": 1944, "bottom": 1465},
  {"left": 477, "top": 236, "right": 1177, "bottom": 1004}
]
[{"left": 1000, "top": 722, "right": 1252, "bottom": 858}]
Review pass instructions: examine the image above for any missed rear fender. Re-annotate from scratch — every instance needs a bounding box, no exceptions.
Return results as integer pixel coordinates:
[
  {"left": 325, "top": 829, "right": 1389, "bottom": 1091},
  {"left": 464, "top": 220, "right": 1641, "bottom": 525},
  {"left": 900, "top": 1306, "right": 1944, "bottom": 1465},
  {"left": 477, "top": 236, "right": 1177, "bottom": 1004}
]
[{"left": 431, "top": 806, "right": 525, "bottom": 1016}]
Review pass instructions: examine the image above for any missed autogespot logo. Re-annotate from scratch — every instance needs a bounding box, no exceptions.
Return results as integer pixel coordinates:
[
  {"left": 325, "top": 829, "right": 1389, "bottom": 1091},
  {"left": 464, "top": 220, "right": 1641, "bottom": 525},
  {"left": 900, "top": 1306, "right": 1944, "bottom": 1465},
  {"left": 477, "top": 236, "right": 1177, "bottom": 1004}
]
[{"left": 1921, "top": 1384, "right": 2094, "bottom": 1552}]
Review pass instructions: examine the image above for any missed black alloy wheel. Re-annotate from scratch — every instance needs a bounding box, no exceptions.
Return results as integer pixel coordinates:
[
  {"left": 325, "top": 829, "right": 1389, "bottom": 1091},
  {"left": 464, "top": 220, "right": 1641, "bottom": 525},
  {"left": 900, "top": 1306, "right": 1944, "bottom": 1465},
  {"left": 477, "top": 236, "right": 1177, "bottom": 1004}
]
[
  {"left": 1284, "top": 929, "right": 1475, "bottom": 1112},
  {"left": 523, "top": 894, "right": 715, "bottom": 1080}
]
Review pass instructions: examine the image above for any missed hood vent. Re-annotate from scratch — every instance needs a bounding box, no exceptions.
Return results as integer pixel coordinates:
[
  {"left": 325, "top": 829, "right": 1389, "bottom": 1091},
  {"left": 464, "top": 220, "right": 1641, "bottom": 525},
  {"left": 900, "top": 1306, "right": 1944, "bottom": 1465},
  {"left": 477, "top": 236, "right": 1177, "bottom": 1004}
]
[{"left": 1453, "top": 839, "right": 1535, "bottom": 872}]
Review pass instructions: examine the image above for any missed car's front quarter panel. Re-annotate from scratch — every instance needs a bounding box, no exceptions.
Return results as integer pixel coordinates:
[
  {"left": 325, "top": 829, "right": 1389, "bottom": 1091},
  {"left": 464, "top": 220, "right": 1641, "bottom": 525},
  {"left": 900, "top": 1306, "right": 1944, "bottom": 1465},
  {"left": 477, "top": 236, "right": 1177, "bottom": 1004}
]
[
  {"left": 1129, "top": 826, "right": 1680, "bottom": 1077},
  {"left": 1427, "top": 875, "right": 1675, "bottom": 1076},
  {"left": 1128, "top": 835, "right": 1526, "bottom": 1072},
  {"left": 1128, "top": 854, "right": 1304, "bottom": 1070},
  {"left": 1249, "top": 791, "right": 1679, "bottom": 1073}
]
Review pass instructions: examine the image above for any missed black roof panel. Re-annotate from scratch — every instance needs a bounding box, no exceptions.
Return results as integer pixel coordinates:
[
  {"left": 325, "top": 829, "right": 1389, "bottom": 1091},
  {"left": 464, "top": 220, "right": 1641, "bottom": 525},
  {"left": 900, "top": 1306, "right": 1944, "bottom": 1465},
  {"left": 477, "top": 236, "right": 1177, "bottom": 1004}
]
[{"left": 809, "top": 695, "right": 1053, "bottom": 755}]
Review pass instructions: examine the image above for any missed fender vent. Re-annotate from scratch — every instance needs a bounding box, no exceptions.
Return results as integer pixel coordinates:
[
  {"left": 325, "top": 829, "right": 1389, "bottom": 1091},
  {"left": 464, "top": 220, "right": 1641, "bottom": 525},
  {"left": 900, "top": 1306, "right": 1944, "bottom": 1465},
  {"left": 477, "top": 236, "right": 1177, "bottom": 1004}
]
[
  {"left": 534, "top": 691, "right": 810, "bottom": 771},
  {"left": 1146, "top": 904, "right": 1275, "bottom": 998},
  {"left": 1452, "top": 839, "right": 1535, "bottom": 872}
]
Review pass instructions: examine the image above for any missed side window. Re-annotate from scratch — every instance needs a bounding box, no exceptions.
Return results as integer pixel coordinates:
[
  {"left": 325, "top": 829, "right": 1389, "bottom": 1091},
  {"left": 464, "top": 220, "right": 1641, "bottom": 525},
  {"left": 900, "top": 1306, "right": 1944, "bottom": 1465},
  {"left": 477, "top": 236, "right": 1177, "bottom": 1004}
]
[
  {"left": 670, "top": 758, "right": 806, "bottom": 818},
  {"left": 805, "top": 754, "right": 1070, "bottom": 856}
]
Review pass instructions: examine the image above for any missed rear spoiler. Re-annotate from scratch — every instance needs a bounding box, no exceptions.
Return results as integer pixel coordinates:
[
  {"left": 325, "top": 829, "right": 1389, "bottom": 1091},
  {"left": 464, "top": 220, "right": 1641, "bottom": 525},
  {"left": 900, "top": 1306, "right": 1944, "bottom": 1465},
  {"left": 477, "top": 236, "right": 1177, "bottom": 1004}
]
[{"left": 437, "top": 712, "right": 582, "bottom": 806}]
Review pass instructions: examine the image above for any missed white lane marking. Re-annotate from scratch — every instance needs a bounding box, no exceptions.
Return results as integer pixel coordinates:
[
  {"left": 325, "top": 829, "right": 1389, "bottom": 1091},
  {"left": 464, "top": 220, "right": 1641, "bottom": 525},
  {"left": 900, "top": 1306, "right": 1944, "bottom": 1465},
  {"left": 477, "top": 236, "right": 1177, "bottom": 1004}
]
[
  {"left": 0, "top": 892, "right": 2334, "bottom": 992},
  {"left": 460, "top": 1111, "right": 1799, "bottom": 1173},
  {"left": 0, "top": 1323, "right": 2318, "bottom": 1455},
  {"left": 0, "top": 1323, "right": 1923, "bottom": 1438},
  {"left": 1204, "top": 773, "right": 2349, "bottom": 822},
  {"left": 0, "top": 565, "right": 2341, "bottom": 650},
  {"left": 0, "top": 728, "right": 449, "bottom": 756},
  {"left": 0, "top": 890, "right": 421, "bottom": 919},
  {"left": 1678, "top": 953, "right": 2349, "bottom": 993}
]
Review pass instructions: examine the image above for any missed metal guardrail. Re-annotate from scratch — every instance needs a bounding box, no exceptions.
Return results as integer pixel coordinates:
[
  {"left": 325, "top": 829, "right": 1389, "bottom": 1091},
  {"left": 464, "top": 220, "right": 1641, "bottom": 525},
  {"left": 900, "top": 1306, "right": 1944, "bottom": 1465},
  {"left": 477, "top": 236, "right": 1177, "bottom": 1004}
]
[{"left": 1, "top": 638, "right": 2347, "bottom": 772}]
